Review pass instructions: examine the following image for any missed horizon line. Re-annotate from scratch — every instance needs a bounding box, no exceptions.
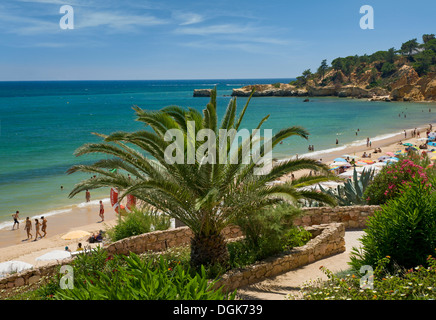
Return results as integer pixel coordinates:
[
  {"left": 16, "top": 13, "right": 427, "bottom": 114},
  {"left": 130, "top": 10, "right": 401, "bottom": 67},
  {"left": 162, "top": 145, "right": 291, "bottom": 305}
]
[{"left": 0, "top": 77, "right": 296, "bottom": 83}]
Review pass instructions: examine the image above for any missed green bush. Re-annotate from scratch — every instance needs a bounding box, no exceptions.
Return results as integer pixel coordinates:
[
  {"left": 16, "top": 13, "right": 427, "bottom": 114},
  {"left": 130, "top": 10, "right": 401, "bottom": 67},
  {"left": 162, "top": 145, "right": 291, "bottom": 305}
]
[
  {"left": 227, "top": 226, "right": 312, "bottom": 270},
  {"left": 50, "top": 252, "right": 234, "bottom": 300},
  {"left": 292, "top": 255, "right": 436, "bottom": 300},
  {"left": 106, "top": 207, "right": 171, "bottom": 241},
  {"left": 282, "top": 227, "right": 313, "bottom": 250},
  {"left": 235, "top": 203, "right": 301, "bottom": 248},
  {"left": 350, "top": 177, "right": 436, "bottom": 272},
  {"left": 272, "top": 82, "right": 281, "bottom": 88}
]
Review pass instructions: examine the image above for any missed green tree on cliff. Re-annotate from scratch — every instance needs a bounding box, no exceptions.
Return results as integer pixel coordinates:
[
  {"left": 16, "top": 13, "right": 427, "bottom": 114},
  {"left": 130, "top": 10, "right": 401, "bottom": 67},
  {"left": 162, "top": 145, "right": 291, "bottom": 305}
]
[
  {"left": 317, "top": 59, "right": 329, "bottom": 80},
  {"left": 400, "top": 38, "right": 419, "bottom": 58},
  {"left": 423, "top": 34, "right": 435, "bottom": 44}
]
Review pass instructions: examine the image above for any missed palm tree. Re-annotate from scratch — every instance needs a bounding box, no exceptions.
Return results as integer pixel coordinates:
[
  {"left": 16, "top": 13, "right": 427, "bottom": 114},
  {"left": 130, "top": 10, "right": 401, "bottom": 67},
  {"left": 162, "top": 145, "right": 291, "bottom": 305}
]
[{"left": 67, "top": 88, "right": 336, "bottom": 269}]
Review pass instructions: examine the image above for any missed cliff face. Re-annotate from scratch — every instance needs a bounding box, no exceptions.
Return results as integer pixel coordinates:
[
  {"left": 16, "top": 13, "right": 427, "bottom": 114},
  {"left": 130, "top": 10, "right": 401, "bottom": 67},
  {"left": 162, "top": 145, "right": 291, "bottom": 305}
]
[
  {"left": 390, "top": 69, "right": 436, "bottom": 101},
  {"left": 229, "top": 64, "right": 436, "bottom": 102},
  {"left": 230, "top": 83, "right": 390, "bottom": 100}
]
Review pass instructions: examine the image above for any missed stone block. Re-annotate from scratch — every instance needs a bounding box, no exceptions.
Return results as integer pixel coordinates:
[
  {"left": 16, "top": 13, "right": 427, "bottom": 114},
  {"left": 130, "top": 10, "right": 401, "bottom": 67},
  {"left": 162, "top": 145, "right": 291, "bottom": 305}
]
[
  {"left": 14, "top": 277, "right": 24, "bottom": 287},
  {"left": 28, "top": 275, "right": 40, "bottom": 285}
]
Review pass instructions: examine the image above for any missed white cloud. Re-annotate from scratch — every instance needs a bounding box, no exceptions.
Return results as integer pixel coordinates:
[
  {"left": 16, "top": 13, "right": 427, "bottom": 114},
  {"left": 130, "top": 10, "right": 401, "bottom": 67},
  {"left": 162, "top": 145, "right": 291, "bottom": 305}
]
[
  {"left": 76, "top": 11, "right": 169, "bottom": 30},
  {"left": 175, "top": 24, "right": 257, "bottom": 36},
  {"left": 172, "top": 12, "right": 205, "bottom": 26}
]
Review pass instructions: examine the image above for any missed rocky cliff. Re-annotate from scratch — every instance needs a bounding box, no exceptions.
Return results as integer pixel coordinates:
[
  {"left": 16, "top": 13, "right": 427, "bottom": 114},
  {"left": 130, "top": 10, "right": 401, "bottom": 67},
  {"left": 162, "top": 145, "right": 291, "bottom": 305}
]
[{"left": 229, "top": 64, "right": 436, "bottom": 102}]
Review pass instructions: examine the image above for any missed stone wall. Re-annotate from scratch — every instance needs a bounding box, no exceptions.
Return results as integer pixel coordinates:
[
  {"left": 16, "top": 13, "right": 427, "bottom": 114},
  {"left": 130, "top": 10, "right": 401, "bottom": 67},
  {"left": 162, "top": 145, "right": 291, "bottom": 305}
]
[
  {"left": 105, "top": 224, "right": 243, "bottom": 256},
  {"left": 295, "top": 205, "right": 380, "bottom": 229},
  {"left": 213, "top": 223, "right": 346, "bottom": 292},
  {"left": 0, "top": 259, "right": 72, "bottom": 291}
]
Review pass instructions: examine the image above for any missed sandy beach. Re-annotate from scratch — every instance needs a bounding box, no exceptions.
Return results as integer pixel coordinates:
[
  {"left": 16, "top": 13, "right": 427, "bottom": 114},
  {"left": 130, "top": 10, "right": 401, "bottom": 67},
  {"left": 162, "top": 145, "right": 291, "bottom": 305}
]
[
  {"left": 0, "top": 121, "right": 434, "bottom": 271},
  {"left": 0, "top": 201, "right": 118, "bottom": 268}
]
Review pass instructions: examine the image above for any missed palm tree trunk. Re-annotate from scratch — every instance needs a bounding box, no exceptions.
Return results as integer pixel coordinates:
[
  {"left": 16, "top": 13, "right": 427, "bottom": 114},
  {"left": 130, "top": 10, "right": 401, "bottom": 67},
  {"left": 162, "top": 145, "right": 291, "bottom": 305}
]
[{"left": 190, "top": 232, "right": 229, "bottom": 270}]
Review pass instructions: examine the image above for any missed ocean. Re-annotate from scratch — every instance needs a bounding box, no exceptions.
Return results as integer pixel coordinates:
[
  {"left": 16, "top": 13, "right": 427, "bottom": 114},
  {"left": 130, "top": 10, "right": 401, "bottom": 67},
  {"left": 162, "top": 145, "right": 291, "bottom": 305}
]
[{"left": 1, "top": 79, "right": 436, "bottom": 229}]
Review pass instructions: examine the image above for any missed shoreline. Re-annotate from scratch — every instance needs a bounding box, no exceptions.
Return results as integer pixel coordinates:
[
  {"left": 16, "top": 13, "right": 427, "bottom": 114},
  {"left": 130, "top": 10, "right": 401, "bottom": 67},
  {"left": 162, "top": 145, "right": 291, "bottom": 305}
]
[
  {"left": 0, "top": 121, "right": 434, "bottom": 269},
  {"left": 276, "top": 122, "right": 433, "bottom": 165}
]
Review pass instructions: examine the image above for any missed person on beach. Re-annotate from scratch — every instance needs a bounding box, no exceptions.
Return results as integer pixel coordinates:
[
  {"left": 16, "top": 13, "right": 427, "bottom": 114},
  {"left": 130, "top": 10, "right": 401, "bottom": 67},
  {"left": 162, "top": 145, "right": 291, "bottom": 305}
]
[
  {"left": 86, "top": 189, "right": 90, "bottom": 202},
  {"left": 12, "top": 211, "right": 19, "bottom": 230},
  {"left": 24, "top": 217, "right": 32, "bottom": 240},
  {"left": 41, "top": 216, "right": 47, "bottom": 237},
  {"left": 336, "top": 138, "right": 338, "bottom": 145},
  {"left": 76, "top": 243, "right": 83, "bottom": 252},
  {"left": 34, "top": 219, "right": 42, "bottom": 241},
  {"left": 99, "top": 200, "right": 104, "bottom": 222}
]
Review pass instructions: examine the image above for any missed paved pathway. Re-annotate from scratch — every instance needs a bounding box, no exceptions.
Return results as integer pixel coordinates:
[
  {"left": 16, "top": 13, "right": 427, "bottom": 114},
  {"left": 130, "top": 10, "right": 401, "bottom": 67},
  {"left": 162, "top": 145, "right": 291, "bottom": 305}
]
[{"left": 237, "top": 230, "right": 365, "bottom": 300}]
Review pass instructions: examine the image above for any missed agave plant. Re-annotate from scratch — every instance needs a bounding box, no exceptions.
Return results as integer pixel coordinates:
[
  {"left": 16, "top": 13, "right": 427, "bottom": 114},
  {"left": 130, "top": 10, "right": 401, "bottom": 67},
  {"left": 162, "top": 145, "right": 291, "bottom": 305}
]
[
  {"left": 67, "top": 88, "right": 336, "bottom": 269},
  {"left": 319, "top": 168, "right": 376, "bottom": 206}
]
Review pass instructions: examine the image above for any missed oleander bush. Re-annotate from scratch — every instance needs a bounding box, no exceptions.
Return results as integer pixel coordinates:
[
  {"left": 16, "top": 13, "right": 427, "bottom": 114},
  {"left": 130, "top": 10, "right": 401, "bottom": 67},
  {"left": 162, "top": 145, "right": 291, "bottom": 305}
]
[{"left": 364, "top": 155, "right": 431, "bottom": 205}]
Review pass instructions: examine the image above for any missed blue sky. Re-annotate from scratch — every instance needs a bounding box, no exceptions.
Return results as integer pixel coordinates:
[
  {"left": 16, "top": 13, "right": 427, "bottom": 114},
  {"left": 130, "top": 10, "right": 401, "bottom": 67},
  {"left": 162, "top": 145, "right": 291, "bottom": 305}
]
[{"left": 0, "top": 0, "right": 434, "bottom": 81}]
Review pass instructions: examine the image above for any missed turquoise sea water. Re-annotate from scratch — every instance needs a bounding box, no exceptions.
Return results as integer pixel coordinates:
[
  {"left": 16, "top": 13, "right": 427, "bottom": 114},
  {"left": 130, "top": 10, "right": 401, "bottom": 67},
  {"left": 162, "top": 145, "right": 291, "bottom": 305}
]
[{"left": 1, "top": 79, "right": 436, "bottom": 229}]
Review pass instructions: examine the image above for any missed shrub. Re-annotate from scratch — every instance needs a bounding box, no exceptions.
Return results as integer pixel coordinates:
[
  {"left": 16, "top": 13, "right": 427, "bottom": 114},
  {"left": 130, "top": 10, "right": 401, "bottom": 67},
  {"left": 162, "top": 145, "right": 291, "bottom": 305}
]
[
  {"left": 234, "top": 203, "right": 302, "bottom": 255},
  {"left": 272, "top": 82, "right": 281, "bottom": 88},
  {"left": 227, "top": 226, "right": 312, "bottom": 270},
  {"left": 50, "top": 252, "right": 235, "bottom": 300},
  {"left": 350, "top": 177, "right": 436, "bottom": 272},
  {"left": 291, "top": 255, "right": 436, "bottom": 300},
  {"left": 364, "top": 156, "right": 430, "bottom": 205},
  {"left": 106, "top": 207, "right": 171, "bottom": 241},
  {"left": 281, "top": 227, "right": 313, "bottom": 250}
]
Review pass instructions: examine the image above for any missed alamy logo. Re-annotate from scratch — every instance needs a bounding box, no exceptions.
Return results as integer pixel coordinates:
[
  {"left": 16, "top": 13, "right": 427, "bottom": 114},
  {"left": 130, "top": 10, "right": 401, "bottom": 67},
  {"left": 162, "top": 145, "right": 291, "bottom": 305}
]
[
  {"left": 163, "top": 121, "right": 273, "bottom": 175},
  {"left": 59, "top": 5, "right": 74, "bottom": 30},
  {"left": 360, "top": 5, "right": 374, "bottom": 30}
]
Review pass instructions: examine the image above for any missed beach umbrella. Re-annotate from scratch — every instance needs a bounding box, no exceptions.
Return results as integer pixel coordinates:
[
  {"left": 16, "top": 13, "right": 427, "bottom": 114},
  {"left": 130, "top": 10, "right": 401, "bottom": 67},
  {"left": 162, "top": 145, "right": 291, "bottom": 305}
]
[
  {"left": 403, "top": 143, "right": 413, "bottom": 146},
  {"left": 378, "top": 156, "right": 391, "bottom": 161},
  {"left": 339, "top": 171, "right": 360, "bottom": 178},
  {"left": 342, "top": 154, "right": 360, "bottom": 159},
  {"left": 0, "top": 261, "right": 34, "bottom": 275},
  {"left": 61, "top": 230, "right": 91, "bottom": 240},
  {"left": 355, "top": 166, "right": 375, "bottom": 172},
  {"left": 428, "top": 132, "right": 436, "bottom": 137},
  {"left": 371, "top": 162, "right": 387, "bottom": 167},
  {"left": 385, "top": 152, "right": 395, "bottom": 157},
  {"left": 384, "top": 158, "right": 398, "bottom": 163},
  {"left": 356, "top": 161, "right": 369, "bottom": 166},
  {"left": 333, "top": 157, "right": 347, "bottom": 162},
  {"left": 428, "top": 142, "right": 436, "bottom": 147},
  {"left": 329, "top": 162, "right": 351, "bottom": 167},
  {"left": 359, "top": 159, "right": 375, "bottom": 164},
  {"left": 35, "top": 250, "right": 72, "bottom": 261}
]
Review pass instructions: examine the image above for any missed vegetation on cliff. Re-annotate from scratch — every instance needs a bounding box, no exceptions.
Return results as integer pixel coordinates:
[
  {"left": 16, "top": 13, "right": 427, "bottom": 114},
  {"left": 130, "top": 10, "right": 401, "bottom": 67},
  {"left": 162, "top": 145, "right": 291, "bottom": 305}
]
[{"left": 289, "top": 34, "right": 436, "bottom": 98}]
